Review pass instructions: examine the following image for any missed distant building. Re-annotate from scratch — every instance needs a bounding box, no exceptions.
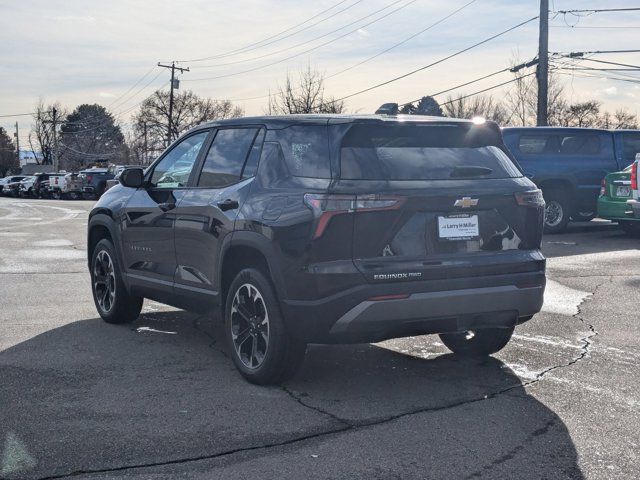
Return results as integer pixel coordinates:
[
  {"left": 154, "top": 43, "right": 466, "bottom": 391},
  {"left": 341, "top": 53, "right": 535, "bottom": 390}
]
[{"left": 19, "top": 150, "right": 44, "bottom": 167}]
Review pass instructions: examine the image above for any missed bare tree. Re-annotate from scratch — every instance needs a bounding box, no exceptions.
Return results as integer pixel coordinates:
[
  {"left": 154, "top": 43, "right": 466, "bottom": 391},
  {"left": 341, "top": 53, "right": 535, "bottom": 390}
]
[
  {"left": 132, "top": 90, "right": 244, "bottom": 156},
  {"left": 267, "top": 64, "right": 345, "bottom": 114},
  {"left": 443, "top": 94, "right": 508, "bottom": 124},
  {"left": 31, "top": 100, "right": 66, "bottom": 165}
]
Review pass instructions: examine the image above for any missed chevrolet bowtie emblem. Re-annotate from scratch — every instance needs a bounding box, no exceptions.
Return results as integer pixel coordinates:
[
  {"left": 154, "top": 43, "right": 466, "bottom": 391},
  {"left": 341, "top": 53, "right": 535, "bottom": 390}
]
[{"left": 454, "top": 197, "right": 479, "bottom": 208}]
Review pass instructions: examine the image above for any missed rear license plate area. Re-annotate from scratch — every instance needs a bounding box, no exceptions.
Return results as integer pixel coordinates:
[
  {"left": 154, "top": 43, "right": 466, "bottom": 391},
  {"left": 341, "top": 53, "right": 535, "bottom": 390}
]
[
  {"left": 437, "top": 214, "right": 479, "bottom": 241},
  {"left": 616, "top": 186, "right": 631, "bottom": 197}
]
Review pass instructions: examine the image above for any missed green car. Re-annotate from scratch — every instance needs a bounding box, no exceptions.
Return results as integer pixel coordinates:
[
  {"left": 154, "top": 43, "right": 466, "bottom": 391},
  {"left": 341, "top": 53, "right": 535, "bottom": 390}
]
[{"left": 597, "top": 165, "right": 640, "bottom": 234}]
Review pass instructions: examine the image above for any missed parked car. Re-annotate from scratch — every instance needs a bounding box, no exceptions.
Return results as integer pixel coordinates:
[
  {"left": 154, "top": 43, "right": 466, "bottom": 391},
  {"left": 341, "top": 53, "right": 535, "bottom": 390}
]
[
  {"left": 597, "top": 164, "right": 639, "bottom": 234},
  {"left": 18, "top": 176, "right": 37, "bottom": 197},
  {"left": 104, "top": 165, "right": 139, "bottom": 192},
  {"left": 503, "top": 127, "right": 640, "bottom": 233},
  {"left": 0, "top": 176, "right": 26, "bottom": 195},
  {"left": 88, "top": 114, "right": 546, "bottom": 384},
  {"left": 32, "top": 173, "right": 59, "bottom": 198},
  {"left": 627, "top": 155, "right": 640, "bottom": 221},
  {"left": 79, "top": 168, "right": 115, "bottom": 199},
  {"left": 55, "top": 172, "right": 85, "bottom": 199},
  {"left": 4, "top": 176, "right": 28, "bottom": 197}
]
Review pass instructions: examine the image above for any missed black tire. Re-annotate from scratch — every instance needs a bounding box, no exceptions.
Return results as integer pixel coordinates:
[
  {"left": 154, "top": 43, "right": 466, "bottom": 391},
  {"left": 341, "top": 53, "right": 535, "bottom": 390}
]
[
  {"left": 619, "top": 220, "right": 640, "bottom": 236},
  {"left": 224, "top": 268, "right": 306, "bottom": 385},
  {"left": 91, "top": 238, "right": 143, "bottom": 324},
  {"left": 439, "top": 327, "right": 514, "bottom": 357},
  {"left": 572, "top": 211, "right": 595, "bottom": 222},
  {"left": 542, "top": 188, "right": 572, "bottom": 234}
]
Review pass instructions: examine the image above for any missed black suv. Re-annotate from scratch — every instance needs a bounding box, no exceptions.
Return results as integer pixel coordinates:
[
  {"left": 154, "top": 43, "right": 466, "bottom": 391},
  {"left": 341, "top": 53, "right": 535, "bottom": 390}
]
[{"left": 88, "top": 115, "right": 546, "bottom": 384}]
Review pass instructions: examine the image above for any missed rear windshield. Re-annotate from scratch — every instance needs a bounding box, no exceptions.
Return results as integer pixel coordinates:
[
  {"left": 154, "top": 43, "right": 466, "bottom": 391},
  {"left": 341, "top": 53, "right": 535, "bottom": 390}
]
[{"left": 340, "top": 124, "right": 521, "bottom": 180}]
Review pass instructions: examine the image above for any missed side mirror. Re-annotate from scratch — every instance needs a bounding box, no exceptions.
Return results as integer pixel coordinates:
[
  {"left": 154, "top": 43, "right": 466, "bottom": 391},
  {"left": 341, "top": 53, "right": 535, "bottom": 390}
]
[{"left": 119, "top": 168, "right": 145, "bottom": 188}]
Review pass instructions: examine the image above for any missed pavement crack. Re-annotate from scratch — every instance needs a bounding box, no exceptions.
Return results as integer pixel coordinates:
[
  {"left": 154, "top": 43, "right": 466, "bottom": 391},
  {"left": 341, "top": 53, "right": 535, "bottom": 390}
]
[{"left": 279, "top": 386, "right": 353, "bottom": 427}]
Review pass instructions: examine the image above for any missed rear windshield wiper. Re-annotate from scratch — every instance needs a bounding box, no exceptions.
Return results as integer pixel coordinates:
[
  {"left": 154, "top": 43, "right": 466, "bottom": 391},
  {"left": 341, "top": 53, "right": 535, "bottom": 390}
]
[{"left": 450, "top": 166, "right": 493, "bottom": 178}]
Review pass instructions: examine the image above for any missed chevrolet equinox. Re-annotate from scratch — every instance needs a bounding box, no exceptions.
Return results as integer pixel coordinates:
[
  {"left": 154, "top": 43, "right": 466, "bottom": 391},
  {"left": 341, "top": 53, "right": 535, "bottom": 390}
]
[{"left": 87, "top": 114, "right": 546, "bottom": 384}]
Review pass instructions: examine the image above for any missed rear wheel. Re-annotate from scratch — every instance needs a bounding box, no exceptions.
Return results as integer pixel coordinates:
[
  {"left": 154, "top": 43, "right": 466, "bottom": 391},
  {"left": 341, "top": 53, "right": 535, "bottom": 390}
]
[
  {"left": 439, "top": 327, "right": 514, "bottom": 357},
  {"left": 543, "top": 188, "right": 572, "bottom": 234},
  {"left": 619, "top": 220, "right": 640, "bottom": 236},
  {"left": 225, "top": 268, "right": 306, "bottom": 385},
  {"left": 91, "top": 238, "right": 143, "bottom": 324}
]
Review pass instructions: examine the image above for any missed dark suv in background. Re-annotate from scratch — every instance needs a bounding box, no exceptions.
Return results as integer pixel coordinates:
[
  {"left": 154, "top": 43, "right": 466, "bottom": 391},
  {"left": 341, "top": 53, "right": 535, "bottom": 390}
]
[{"left": 88, "top": 115, "right": 546, "bottom": 384}]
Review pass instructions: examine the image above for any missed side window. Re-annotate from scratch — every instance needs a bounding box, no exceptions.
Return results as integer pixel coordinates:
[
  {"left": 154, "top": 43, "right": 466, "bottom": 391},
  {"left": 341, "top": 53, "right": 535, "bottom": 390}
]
[
  {"left": 559, "top": 134, "right": 600, "bottom": 155},
  {"left": 197, "top": 128, "right": 258, "bottom": 188},
  {"left": 242, "top": 129, "right": 265, "bottom": 179},
  {"left": 518, "top": 135, "right": 553, "bottom": 154},
  {"left": 150, "top": 131, "right": 208, "bottom": 188},
  {"left": 277, "top": 125, "right": 330, "bottom": 178},
  {"left": 622, "top": 133, "right": 640, "bottom": 163}
]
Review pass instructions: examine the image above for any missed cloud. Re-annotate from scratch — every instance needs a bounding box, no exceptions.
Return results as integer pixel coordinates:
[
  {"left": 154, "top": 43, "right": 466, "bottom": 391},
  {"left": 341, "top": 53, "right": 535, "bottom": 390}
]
[
  {"left": 52, "top": 15, "right": 96, "bottom": 22},
  {"left": 603, "top": 86, "right": 618, "bottom": 96},
  {"left": 99, "top": 92, "right": 115, "bottom": 98},
  {"left": 356, "top": 28, "right": 370, "bottom": 37}
]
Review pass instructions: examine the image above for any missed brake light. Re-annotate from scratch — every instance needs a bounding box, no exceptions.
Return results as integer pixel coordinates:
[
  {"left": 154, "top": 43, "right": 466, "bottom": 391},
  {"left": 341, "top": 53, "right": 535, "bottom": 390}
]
[
  {"left": 515, "top": 189, "right": 545, "bottom": 207},
  {"left": 600, "top": 178, "right": 607, "bottom": 196},
  {"left": 632, "top": 162, "right": 638, "bottom": 191},
  {"left": 303, "top": 194, "right": 404, "bottom": 239},
  {"left": 87, "top": 175, "right": 93, "bottom": 183}
]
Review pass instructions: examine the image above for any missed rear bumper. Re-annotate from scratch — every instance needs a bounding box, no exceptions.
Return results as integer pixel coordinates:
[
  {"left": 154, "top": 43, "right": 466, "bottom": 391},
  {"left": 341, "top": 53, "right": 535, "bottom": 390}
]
[
  {"left": 597, "top": 196, "right": 632, "bottom": 220},
  {"left": 281, "top": 267, "right": 545, "bottom": 343}
]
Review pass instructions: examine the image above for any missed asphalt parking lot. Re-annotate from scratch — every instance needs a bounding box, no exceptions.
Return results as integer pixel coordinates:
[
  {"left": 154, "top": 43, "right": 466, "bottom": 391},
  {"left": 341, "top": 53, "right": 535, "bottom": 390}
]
[{"left": 1, "top": 196, "right": 639, "bottom": 480}]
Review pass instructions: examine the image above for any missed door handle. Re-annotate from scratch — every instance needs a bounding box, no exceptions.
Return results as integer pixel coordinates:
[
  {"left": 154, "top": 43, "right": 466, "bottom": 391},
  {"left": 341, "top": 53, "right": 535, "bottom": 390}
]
[
  {"left": 158, "top": 202, "right": 176, "bottom": 212},
  {"left": 217, "top": 199, "right": 239, "bottom": 211}
]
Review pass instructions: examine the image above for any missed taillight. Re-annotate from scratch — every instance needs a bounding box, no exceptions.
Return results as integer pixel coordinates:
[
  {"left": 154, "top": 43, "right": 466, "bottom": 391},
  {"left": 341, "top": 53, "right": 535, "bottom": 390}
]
[
  {"left": 600, "top": 178, "right": 607, "bottom": 196},
  {"left": 303, "top": 194, "right": 404, "bottom": 239},
  {"left": 87, "top": 175, "right": 93, "bottom": 183},
  {"left": 632, "top": 162, "right": 638, "bottom": 191},
  {"left": 515, "top": 189, "right": 545, "bottom": 207}
]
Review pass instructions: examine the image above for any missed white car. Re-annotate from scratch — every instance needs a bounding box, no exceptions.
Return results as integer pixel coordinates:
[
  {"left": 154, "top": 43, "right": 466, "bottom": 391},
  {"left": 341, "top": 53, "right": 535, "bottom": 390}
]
[{"left": 18, "top": 176, "right": 36, "bottom": 197}]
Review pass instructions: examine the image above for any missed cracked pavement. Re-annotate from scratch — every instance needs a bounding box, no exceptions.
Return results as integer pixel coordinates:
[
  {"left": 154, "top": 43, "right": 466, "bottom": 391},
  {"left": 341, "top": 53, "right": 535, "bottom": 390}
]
[{"left": 1, "top": 197, "right": 639, "bottom": 479}]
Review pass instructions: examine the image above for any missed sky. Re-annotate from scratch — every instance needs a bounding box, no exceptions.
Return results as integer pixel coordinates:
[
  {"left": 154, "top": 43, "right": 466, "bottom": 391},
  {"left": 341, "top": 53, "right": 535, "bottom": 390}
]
[{"left": 1, "top": 0, "right": 639, "bottom": 146}]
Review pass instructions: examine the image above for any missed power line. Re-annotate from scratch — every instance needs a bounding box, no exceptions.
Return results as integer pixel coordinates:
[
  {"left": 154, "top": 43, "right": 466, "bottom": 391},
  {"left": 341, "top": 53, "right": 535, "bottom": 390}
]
[
  {"left": 219, "top": 0, "right": 478, "bottom": 104},
  {"left": 323, "top": 15, "right": 539, "bottom": 105},
  {"left": 555, "top": 7, "right": 640, "bottom": 14},
  {"left": 175, "top": 0, "right": 357, "bottom": 63},
  {"left": 184, "top": 0, "right": 418, "bottom": 82},
  {"left": 107, "top": 65, "right": 158, "bottom": 109},
  {"left": 438, "top": 71, "right": 537, "bottom": 107},
  {"left": 400, "top": 66, "right": 515, "bottom": 107},
  {"left": 0, "top": 112, "right": 38, "bottom": 118},
  {"left": 563, "top": 56, "right": 640, "bottom": 70},
  {"left": 191, "top": 0, "right": 410, "bottom": 69}
]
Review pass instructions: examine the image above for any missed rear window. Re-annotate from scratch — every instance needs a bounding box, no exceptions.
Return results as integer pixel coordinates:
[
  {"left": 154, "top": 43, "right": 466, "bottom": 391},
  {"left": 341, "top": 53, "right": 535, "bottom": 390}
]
[
  {"left": 340, "top": 124, "right": 521, "bottom": 180},
  {"left": 559, "top": 134, "right": 600, "bottom": 154},
  {"left": 277, "top": 125, "right": 330, "bottom": 178}
]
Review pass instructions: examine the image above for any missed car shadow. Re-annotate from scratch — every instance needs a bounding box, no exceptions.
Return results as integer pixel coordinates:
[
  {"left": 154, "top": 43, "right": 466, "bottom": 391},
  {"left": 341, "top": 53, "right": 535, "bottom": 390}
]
[{"left": 0, "top": 311, "right": 584, "bottom": 479}]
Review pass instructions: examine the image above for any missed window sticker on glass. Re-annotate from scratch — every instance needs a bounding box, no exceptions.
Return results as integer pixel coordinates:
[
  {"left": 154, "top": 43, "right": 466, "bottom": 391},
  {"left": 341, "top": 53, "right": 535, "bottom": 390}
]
[{"left": 291, "top": 143, "right": 311, "bottom": 173}]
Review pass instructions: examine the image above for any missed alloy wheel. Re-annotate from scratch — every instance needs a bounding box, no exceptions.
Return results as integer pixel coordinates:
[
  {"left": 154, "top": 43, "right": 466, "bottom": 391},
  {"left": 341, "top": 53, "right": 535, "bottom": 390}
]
[
  {"left": 93, "top": 250, "right": 116, "bottom": 313},
  {"left": 230, "top": 283, "right": 270, "bottom": 369},
  {"left": 545, "top": 200, "right": 563, "bottom": 227}
]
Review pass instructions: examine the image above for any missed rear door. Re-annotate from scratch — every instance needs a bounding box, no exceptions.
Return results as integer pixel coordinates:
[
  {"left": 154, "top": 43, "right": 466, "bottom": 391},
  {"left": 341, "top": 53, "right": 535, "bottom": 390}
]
[
  {"left": 121, "top": 130, "right": 210, "bottom": 293},
  {"left": 333, "top": 122, "right": 543, "bottom": 283},
  {"left": 173, "top": 127, "right": 264, "bottom": 302}
]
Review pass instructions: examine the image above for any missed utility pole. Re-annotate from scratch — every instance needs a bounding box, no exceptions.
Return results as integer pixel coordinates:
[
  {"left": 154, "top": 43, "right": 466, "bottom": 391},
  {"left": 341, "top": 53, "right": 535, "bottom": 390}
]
[
  {"left": 14, "top": 122, "right": 20, "bottom": 167},
  {"left": 52, "top": 107, "right": 59, "bottom": 171},
  {"left": 537, "top": 0, "right": 549, "bottom": 126},
  {"left": 157, "top": 62, "right": 189, "bottom": 147}
]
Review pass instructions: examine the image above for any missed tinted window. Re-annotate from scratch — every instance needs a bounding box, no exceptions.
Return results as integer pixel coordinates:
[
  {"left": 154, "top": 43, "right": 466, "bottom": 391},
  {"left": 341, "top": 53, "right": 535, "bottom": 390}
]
[
  {"left": 242, "top": 129, "right": 265, "bottom": 179},
  {"left": 278, "top": 125, "right": 330, "bottom": 178},
  {"left": 198, "top": 128, "right": 258, "bottom": 187},
  {"left": 622, "top": 133, "right": 640, "bottom": 163},
  {"left": 559, "top": 134, "right": 600, "bottom": 154},
  {"left": 519, "top": 134, "right": 553, "bottom": 154},
  {"left": 150, "top": 131, "right": 208, "bottom": 188},
  {"left": 340, "top": 124, "right": 521, "bottom": 180}
]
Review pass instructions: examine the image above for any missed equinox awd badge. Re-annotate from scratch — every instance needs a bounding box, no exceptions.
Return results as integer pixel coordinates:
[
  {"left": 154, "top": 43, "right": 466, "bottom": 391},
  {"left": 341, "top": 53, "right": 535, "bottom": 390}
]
[{"left": 454, "top": 197, "right": 479, "bottom": 208}]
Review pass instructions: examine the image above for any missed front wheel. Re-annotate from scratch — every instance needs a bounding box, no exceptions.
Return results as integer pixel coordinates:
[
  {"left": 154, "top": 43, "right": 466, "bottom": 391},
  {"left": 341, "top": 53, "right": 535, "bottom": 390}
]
[
  {"left": 439, "top": 327, "right": 514, "bottom": 357},
  {"left": 91, "top": 239, "right": 143, "bottom": 324},
  {"left": 225, "top": 268, "right": 306, "bottom": 385}
]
